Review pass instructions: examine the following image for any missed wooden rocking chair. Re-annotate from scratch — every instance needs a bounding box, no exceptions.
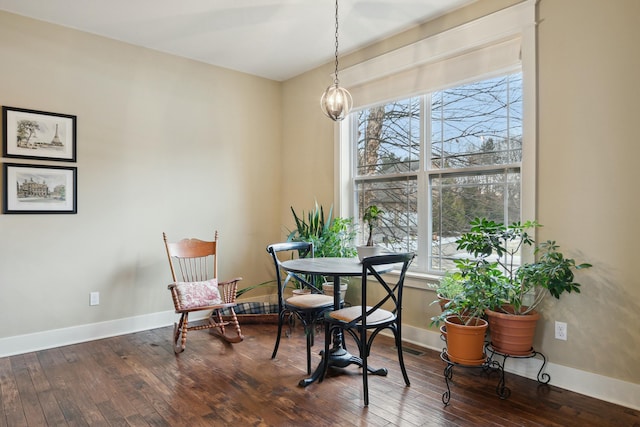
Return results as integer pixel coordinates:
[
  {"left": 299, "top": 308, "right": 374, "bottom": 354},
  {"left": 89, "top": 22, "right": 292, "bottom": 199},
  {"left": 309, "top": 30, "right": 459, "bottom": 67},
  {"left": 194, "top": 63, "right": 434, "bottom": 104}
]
[{"left": 163, "top": 231, "right": 244, "bottom": 353}]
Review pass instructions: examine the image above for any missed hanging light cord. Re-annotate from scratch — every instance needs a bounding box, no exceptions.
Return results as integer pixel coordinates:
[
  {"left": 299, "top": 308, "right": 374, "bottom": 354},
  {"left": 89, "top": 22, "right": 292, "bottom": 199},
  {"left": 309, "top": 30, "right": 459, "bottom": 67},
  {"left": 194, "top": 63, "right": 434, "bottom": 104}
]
[
  {"left": 333, "top": 0, "right": 340, "bottom": 86},
  {"left": 320, "top": 0, "right": 352, "bottom": 121}
]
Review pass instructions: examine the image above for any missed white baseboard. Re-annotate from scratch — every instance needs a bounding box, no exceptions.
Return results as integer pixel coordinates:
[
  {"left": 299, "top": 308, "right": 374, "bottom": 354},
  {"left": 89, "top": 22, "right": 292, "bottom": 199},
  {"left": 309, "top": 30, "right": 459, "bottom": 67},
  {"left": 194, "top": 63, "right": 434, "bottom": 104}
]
[
  {"left": 400, "top": 324, "right": 640, "bottom": 411},
  {"left": 1, "top": 313, "right": 637, "bottom": 411},
  {"left": 0, "top": 310, "right": 177, "bottom": 358}
]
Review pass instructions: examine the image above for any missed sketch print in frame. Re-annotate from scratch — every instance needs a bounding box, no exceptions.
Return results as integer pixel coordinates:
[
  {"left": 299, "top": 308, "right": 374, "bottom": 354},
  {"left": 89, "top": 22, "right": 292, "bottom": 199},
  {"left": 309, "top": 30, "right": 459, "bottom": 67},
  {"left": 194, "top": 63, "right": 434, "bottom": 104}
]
[
  {"left": 3, "top": 106, "right": 77, "bottom": 162},
  {"left": 3, "top": 163, "right": 77, "bottom": 214}
]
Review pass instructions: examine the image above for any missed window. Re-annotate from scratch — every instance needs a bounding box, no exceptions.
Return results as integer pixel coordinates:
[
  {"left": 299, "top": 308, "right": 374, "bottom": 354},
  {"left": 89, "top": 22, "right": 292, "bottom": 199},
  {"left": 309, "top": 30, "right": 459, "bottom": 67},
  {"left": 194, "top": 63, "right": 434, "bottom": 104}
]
[
  {"left": 350, "top": 72, "right": 523, "bottom": 274},
  {"left": 339, "top": 1, "right": 535, "bottom": 276}
]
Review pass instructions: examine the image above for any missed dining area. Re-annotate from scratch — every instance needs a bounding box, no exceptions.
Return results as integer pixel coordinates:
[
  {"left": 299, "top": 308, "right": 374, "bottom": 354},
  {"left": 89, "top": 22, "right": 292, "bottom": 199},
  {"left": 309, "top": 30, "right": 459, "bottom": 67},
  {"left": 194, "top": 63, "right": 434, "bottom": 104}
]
[
  {"left": 5, "top": 230, "right": 634, "bottom": 425},
  {"left": 161, "top": 198, "right": 418, "bottom": 407},
  {"left": 267, "top": 242, "right": 414, "bottom": 404},
  {"left": 151, "top": 236, "right": 638, "bottom": 425},
  {"left": 155, "top": 193, "right": 636, "bottom": 423}
]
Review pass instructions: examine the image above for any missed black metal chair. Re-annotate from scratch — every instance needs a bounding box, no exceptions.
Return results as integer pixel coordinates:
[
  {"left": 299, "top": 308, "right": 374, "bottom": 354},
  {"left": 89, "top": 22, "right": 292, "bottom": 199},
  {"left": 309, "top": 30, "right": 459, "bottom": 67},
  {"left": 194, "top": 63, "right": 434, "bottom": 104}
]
[
  {"left": 319, "top": 252, "right": 415, "bottom": 406},
  {"left": 267, "top": 242, "right": 334, "bottom": 374}
]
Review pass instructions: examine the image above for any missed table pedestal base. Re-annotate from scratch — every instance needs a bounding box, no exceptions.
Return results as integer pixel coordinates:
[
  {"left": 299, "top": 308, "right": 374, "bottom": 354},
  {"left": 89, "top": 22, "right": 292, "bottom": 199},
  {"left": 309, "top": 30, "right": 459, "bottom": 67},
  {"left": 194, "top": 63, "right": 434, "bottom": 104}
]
[{"left": 299, "top": 346, "right": 387, "bottom": 387}]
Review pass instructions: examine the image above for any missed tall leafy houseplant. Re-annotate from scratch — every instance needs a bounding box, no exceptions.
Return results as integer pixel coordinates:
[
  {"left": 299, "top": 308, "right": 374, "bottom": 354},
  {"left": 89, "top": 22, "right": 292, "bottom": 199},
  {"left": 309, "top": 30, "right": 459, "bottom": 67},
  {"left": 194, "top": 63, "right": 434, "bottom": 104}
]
[
  {"left": 288, "top": 203, "right": 357, "bottom": 298},
  {"left": 454, "top": 218, "right": 592, "bottom": 315},
  {"left": 454, "top": 217, "right": 592, "bottom": 355},
  {"left": 288, "top": 203, "right": 357, "bottom": 258}
]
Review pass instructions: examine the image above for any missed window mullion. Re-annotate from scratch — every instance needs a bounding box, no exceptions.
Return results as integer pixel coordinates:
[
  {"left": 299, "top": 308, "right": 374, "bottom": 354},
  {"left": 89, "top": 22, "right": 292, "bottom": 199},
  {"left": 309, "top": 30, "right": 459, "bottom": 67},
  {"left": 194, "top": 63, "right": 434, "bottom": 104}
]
[{"left": 420, "top": 94, "right": 432, "bottom": 272}]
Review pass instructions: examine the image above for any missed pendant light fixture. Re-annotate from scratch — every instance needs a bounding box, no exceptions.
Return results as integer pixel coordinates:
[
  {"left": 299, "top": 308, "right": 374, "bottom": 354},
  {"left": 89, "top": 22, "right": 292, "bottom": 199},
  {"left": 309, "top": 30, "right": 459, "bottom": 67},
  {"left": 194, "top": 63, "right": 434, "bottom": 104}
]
[{"left": 320, "top": 0, "right": 352, "bottom": 121}]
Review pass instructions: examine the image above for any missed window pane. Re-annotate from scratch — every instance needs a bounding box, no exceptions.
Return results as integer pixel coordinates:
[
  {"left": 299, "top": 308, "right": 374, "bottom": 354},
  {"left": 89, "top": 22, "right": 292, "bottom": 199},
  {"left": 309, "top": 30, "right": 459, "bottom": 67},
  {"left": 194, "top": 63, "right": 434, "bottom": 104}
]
[
  {"left": 429, "top": 169, "right": 520, "bottom": 271},
  {"left": 356, "top": 177, "right": 417, "bottom": 253},
  {"left": 356, "top": 99, "right": 420, "bottom": 177},
  {"left": 351, "top": 72, "right": 523, "bottom": 274},
  {"left": 431, "top": 74, "right": 522, "bottom": 170}
]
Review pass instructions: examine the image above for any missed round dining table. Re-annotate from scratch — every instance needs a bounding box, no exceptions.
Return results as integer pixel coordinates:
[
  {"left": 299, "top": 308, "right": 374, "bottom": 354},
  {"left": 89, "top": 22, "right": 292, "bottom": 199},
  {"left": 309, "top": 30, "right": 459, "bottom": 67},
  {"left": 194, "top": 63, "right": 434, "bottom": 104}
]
[{"left": 281, "top": 256, "right": 394, "bottom": 387}]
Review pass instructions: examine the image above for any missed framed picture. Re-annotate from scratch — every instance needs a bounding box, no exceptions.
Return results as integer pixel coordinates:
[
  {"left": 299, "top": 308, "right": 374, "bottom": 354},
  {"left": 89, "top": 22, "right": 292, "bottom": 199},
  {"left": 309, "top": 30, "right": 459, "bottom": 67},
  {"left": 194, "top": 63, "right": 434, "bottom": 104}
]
[
  {"left": 2, "top": 106, "right": 76, "bottom": 162},
  {"left": 3, "top": 163, "right": 77, "bottom": 214}
]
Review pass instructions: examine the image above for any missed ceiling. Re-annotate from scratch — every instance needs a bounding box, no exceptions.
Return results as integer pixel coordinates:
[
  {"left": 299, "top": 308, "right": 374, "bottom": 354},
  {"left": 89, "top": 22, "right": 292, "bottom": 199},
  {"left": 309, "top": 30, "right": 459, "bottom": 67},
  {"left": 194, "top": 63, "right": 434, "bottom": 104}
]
[{"left": 0, "top": 0, "right": 476, "bottom": 81}]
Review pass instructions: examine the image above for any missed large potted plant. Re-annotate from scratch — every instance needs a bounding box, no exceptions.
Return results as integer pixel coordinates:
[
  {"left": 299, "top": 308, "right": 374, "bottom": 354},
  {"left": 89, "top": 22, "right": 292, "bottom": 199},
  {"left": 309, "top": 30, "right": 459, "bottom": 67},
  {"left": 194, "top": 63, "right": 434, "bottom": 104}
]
[
  {"left": 455, "top": 218, "right": 592, "bottom": 355},
  {"left": 288, "top": 202, "right": 357, "bottom": 300},
  {"left": 288, "top": 203, "right": 356, "bottom": 258},
  {"left": 356, "top": 205, "right": 384, "bottom": 261}
]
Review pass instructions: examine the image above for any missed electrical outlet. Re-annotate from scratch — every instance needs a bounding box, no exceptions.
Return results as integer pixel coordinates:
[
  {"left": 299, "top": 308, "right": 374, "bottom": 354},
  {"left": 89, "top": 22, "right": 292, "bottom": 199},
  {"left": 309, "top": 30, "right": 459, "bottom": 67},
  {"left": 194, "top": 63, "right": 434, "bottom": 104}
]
[
  {"left": 555, "top": 321, "right": 567, "bottom": 340},
  {"left": 90, "top": 292, "right": 100, "bottom": 306}
]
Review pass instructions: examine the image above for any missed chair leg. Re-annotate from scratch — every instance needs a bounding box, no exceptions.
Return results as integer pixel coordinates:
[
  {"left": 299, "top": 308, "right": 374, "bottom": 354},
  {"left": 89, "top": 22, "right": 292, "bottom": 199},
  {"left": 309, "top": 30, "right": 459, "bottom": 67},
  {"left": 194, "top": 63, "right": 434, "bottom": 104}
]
[
  {"left": 361, "top": 328, "right": 369, "bottom": 406},
  {"left": 272, "top": 310, "right": 288, "bottom": 359},
  {"left": 305, "top": 319, "right": 316, "bottom": 375},
  {"left": 210, "top": 308, "right": 244, "bottom": 344},
  {"left": 173, "top": 313, "right": 187, "bottom": 354},
  {"left": 395, "top": 327, "right": 410, "bottom": 386},
  {"left": 304, "top": 312, "right": 322, "bottom": 375},
  {"left": 228, "top": 308, "right": 244, "bottom": 342},
  {"left": 286, "top": 313, "right": 295, "bottom": 338}
]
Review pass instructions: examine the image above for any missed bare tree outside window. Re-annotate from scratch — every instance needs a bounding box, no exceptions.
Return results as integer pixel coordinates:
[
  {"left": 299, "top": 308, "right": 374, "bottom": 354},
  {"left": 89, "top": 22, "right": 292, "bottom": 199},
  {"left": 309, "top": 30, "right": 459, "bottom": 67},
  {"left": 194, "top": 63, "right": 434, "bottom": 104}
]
[{"left": 353, "top": 73, "right": 522, "bottom": 272}]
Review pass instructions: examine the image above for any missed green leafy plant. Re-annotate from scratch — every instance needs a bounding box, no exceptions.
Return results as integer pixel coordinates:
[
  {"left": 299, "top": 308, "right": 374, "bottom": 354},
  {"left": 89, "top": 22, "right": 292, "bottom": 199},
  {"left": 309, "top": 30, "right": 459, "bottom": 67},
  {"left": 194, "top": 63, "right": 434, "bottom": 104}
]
[
  {"left": 289, "top": 202, "right": 331, "bottom": 243},
  {"left": 287, "top": 203, "right": 357, "bottom": 289},
  {"left": 362, "top": 205, "right": 384, "bottom": 246},
  {"left": 436, "top": 272, "right": 465, "bottom": 299},
  {"left": 453, "top": 217, "right": 592, "bottom": 315},
  {"left": 288, "top": 202, "right": 357, "bottom": 258},
  {"left": 236, "top": 279, "right": 276, "bottom": 299},
  {"left": 431, "top": 259, "right": 506, "bottom": 326},
  {"left": 430, "top": 271, "right": 465, "bottom": 313}
]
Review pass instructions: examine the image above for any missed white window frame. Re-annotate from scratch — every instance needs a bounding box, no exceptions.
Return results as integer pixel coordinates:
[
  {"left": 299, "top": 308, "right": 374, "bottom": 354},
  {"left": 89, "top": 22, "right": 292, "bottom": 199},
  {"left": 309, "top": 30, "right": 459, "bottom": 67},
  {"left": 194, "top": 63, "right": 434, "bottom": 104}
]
[{"left": 334, "top": 0, "right": 536, "bottom": 284}]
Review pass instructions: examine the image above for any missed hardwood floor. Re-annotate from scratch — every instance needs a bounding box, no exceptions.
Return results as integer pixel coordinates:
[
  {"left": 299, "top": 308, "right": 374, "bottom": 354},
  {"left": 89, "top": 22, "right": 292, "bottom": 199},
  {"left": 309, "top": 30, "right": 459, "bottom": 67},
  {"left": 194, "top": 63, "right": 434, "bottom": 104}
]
[{"left": 0, "top": 322, "right": 637, "bottom": 426}]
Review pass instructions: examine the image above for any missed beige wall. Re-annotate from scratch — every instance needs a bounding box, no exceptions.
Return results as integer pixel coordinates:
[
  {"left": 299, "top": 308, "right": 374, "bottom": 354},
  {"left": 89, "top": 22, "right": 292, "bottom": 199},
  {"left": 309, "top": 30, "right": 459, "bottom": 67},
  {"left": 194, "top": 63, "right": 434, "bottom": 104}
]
[
  {"left": 535, "top": 0, "right": 640, "bottom": 382},
  {"left": 0, "top": 12, "right": 282, "bottom": 337},
  {"left": 281, "top": 0, "right": 640, "bottom": 388}
]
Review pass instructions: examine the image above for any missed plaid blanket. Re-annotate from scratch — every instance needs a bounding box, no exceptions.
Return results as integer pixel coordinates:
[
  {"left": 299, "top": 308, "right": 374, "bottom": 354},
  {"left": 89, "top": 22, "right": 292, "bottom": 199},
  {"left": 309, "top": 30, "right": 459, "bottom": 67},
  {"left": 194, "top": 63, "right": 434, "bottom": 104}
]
[{"left": 219, "top": 301, "right": 279, "bottom": 315}]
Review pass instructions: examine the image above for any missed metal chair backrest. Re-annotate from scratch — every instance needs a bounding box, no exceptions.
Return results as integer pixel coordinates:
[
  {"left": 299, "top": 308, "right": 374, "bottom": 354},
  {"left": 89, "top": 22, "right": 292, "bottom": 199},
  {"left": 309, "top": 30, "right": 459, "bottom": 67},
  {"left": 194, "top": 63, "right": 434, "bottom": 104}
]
[
  {"left": 266, "top": 241, "right": 314, "bottom": 306},
  {"left": 358, "top": 253, "right": 415, "bottom": 328}
]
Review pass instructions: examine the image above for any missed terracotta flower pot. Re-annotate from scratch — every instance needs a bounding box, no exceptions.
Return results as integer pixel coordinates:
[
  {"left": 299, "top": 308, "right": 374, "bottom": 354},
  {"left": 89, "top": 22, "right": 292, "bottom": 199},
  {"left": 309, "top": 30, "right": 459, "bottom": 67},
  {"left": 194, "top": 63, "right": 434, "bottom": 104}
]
[
  {"left": 485, "top": 306, "right": 540, "bottom": 356},
  {"left": 444, "top": 316, "right": 488, "bottom": 365},
  {"left": 437, "top": 295, "right": 469, "bottom": 316},
  {"left": 437, "top": 294, "right": 451, "bottom": 312},
  {"left": 439, "top": 324, "right": 447, "bottom": 342}
]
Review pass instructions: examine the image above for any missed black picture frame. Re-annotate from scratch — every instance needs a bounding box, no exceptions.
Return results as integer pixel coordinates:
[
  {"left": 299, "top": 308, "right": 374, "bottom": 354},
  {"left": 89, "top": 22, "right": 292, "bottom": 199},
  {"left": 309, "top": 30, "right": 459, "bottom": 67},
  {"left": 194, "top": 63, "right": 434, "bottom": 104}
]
[
  {"left": 3, "top": 163, "right": 77, "bottom": 214},
  {"left": 2, "top": 106, "right": 77, "bottom": 162}
]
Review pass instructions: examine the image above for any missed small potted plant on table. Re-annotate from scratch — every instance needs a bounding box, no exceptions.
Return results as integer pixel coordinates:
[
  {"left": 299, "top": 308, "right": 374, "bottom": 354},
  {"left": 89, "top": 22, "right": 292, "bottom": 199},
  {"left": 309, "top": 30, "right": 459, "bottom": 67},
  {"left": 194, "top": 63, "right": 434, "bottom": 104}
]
[{"left": 357, "top": 205, "right": 384, "bottom": 261}]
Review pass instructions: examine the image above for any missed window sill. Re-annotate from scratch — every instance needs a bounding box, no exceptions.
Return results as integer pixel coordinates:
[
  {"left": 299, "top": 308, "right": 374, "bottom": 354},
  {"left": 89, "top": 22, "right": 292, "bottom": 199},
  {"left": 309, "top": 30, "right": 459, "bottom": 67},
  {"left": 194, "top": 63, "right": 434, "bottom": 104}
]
[{"left": 382, "top": 269, "right": 440, "bottom": 292}]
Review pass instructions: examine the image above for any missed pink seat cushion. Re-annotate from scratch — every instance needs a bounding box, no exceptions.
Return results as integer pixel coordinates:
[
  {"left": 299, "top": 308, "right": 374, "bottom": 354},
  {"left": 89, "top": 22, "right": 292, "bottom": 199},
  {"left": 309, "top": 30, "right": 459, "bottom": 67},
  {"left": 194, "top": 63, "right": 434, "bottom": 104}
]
[{"left": 175, "top": 278, "right": 222, "bottom": 309}]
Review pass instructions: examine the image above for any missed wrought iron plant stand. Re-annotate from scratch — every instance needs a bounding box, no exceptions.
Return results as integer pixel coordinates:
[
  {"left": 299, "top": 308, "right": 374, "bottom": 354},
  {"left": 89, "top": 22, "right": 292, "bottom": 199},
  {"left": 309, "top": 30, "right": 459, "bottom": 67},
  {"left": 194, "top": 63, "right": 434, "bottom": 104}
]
[{"left": 440, "top": 339, "right": 550, "bottom": 405}]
